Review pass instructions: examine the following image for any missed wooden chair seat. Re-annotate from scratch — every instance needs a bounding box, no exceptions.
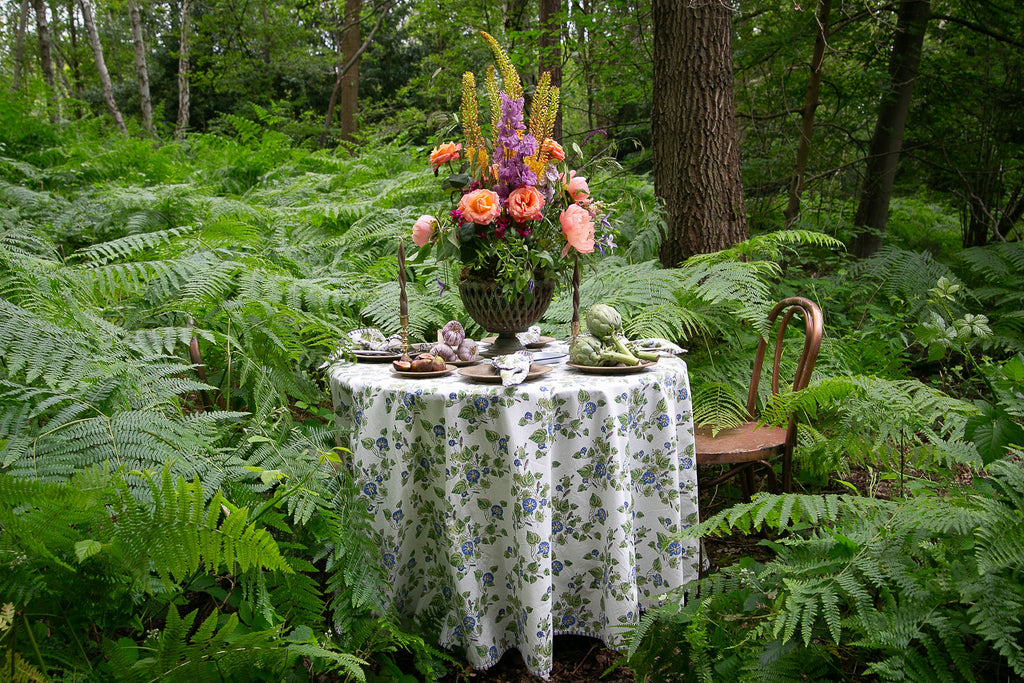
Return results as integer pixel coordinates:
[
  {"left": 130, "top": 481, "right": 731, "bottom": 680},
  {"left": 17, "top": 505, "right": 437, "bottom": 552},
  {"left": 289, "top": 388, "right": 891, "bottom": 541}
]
[{"left": 695, "top": 422, "right": 788, "bottom": 465}]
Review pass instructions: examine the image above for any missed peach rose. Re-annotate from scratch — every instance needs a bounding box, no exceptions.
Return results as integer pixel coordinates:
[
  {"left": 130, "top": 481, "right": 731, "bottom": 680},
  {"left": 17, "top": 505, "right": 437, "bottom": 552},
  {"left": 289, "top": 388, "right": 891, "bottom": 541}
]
[
  {"left": 457, "top": 189, "right": 502, "bottom": 225},
  {"left": 562, "top": 170, "right": 591, "bottom": 206},
  {"left": 506, "top": 186, "right": 545, "bottom": 222},
  {"left": 542, "top": 139, "right": 565, "bottom": 162},
  {"left": 429, "top": 142, "right": 462, "bottom": 169},
  {"left": 412, "top": 215, "right": 437, "bottom": 247},
  {"left": 560, "top": 204, "right": 595, "bottom": 257}
]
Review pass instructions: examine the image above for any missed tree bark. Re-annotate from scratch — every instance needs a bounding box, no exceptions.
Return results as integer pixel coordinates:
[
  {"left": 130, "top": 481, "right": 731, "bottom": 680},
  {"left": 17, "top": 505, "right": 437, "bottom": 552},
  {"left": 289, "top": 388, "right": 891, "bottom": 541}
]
[
  {"left": 127, "top": 0, "right": 153, "bottom": 133},
  {"left": 13, "top": 0, "right": 31, "bottom": 90},
  {"left": 850, "top": 0, "right": 930, "bottom": 258},
  {"left": 783, "top": 0, "right": 832, "bottom": 228},
  {"left": 176, "top": 0, "right": 194, "bottom": 139},
  {"left": 66, "top": 0, "right": 83, "bottom": 98},
  {"left": 79, "top": 0, "right": 127, "bottom": 133},
  {"left": 320, "top": 2, "right": 389, "bottom": 148},
  {"left": 653, "top": 0, "right": 748, "bottom": 266},
  {"left": 539, "top": 0, "right": 562, "bottom": 140},
  {"left": 338, "top": 0, "right": 361, "bottom": 142},
  {"left": 33, "top": 0, "right": 57, "bottom": 118}
]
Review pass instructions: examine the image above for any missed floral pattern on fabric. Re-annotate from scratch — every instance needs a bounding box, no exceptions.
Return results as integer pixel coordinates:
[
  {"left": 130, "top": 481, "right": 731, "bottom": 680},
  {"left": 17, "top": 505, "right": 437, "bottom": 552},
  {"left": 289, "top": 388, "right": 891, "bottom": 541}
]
[{"left": 329, "top": 357, "right": 698, "bottom": 678}]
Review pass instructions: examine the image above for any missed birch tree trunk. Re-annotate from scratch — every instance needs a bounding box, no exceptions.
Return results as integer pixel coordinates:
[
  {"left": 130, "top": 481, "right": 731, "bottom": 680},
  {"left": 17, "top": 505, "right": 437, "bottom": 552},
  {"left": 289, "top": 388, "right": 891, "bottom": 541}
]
[
  {"left": 13, "top": 0, "right": 31, "bottom": 90},
  {"left": 127, "top": 0, "right": 153, "bottom": 133},
  {"left": 783, "top": 0, "right": 832, "bottom": 228},
  {"left": 653, "top": 0, "right": 748, "bottom": 265},
  {"left": 79, "top": 0, "right": 127, "bottom": 133},
  {"left": 176, "top": 0, "right": 194, "bottom": 139}
]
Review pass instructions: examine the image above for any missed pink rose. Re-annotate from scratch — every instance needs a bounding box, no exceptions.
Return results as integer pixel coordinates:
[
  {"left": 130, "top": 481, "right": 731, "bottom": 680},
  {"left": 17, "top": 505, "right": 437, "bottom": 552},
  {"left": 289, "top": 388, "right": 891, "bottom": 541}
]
[
  {"left": 457, "top": 189, "right": 502, "bottom": 225},
  {"left": 542, "top": 139, "right": 565, "bottom": 162},
  {"left": 562, "top": 170, "right": 591, "bottom": 206},
  {"left": 506, "top": 186, "right": 545, "bottom": 222},
  {"left": 560, "top": 204, "right": 595, "bottom": 257},
  {"left": 429, "top": 142, "right": 462, "bottom": 169},
  {"left": 412, "top": 215, "right": 437, "bottom": 247}
]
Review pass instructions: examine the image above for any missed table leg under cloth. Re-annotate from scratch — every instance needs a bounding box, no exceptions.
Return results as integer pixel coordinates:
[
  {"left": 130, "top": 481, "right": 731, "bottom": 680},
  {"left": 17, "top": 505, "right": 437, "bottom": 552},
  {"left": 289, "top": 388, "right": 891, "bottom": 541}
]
[{"left": 330, "top": 357, "right": 699, "bottom": 677}]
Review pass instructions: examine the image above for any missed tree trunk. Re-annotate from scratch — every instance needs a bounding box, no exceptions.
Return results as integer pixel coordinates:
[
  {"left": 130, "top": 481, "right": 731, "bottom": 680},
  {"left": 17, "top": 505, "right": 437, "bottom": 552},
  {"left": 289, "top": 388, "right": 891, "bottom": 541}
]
[
  {"left": 319, "top": 3, "right": 389, "bottom": 148},
  {"left": 783, "top": 0, "right": 832, "bottom": 228},
  {"left": 33, "top": 0, "right": 57, "bottom": 119},
  {"left": 176, "top": 0, "right": 193, "bottom": 139},
  {"left": 576, "top": 0, "right": 595, "bottom": 132},
  {"left": 66, "top": 0, "right": 83, "bottom": 98},
  {"left": 79, "top": 0, "right": 127, "bottom": 133},
  {"left": 539, "top": 0, "right": 562, "bottom": 140},
  {"left": 13, "top": 0, "right": 31, "bottom": 90},
  {"left": 653, "top": 0, "right": 748, "bottom": 266},
  {"left": 338, "top": 0, "right": 360, "bottom": 142},
  {"left": 850, "top": 0, "right": 930, "bottom": 258},
  {"left": 127, "top": 0, "right": 153, "bottom": 133}
]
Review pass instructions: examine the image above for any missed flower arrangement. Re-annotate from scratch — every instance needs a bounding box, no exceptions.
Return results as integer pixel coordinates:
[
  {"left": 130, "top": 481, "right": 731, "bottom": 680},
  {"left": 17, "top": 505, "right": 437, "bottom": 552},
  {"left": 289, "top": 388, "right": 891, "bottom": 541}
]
[{"left": 412, "top": 31, "right": 615, "bottom": 299}]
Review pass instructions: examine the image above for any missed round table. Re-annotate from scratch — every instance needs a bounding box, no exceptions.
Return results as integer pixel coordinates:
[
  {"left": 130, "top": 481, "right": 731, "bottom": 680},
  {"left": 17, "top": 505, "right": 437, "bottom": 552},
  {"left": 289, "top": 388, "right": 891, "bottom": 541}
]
[{"left": 328, "top": 349, "right": 698, "bottom": 677}]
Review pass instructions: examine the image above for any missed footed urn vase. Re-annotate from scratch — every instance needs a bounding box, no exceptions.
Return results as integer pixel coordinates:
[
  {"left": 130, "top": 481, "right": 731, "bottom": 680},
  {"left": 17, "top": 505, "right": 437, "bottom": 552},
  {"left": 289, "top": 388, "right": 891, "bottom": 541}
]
[{"left": 458, "top": 278, "right": 555, "bottom": 356}]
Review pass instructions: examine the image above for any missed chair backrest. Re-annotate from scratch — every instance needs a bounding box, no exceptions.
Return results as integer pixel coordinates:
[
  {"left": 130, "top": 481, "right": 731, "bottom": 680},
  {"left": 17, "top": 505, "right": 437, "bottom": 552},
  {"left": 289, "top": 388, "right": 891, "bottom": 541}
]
[{"left": 745, "top": 297, "right": 824, "bottom": 417}]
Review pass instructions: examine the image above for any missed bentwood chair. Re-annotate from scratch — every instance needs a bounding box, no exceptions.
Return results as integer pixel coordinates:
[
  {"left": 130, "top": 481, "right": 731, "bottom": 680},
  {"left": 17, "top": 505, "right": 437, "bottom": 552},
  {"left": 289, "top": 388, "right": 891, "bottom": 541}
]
[{"left": 695, "top": 297, "right": 824, "bottom": 498}]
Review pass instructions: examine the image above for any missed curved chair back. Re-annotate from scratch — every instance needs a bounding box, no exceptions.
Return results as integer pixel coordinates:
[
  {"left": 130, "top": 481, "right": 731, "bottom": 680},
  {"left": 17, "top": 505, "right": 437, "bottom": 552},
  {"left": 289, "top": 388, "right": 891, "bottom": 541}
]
[{"left": 747, "top": 296, "right": 823, "bottom": 490}]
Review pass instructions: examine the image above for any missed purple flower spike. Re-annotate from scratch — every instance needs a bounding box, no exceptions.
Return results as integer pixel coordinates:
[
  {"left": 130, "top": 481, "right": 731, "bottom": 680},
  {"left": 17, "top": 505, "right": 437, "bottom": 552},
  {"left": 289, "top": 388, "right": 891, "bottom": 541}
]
[
  {"left": 527, "top": 279, "right": 535, "bottom": 293},
  {"left": 437, "top": 278, "right": 447, "bottom": 298},
  {"left": 494, "top": 94, "right": 538, "bottom": 198}
]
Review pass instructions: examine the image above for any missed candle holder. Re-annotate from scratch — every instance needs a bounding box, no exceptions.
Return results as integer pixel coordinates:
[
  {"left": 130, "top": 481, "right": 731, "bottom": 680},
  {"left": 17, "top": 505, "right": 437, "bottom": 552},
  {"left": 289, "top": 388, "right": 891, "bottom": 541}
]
[
  {"left": 400, "top": 314, "right": 409, "bottom": 356},
  {"left": 570, "top": 257, "right": 581, "bottom": 340}
]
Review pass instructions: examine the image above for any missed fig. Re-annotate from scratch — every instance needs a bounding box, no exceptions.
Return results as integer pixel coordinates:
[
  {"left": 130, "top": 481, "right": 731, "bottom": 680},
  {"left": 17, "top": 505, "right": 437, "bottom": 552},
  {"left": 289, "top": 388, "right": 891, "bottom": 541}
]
[
  {"left": 393, "top": 359, "right": 412, "bottom": 371},
  {"left": 410, "top": 357, "right": 434, "bottom": 372},
  {"left": 431, "top": 354, "right": 447, "bottom": 371}
]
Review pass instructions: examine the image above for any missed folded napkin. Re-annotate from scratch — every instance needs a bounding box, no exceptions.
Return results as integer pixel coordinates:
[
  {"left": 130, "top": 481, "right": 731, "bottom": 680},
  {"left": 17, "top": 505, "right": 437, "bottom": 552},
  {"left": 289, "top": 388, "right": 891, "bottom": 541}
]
[
  {"left": 517, "top": 326, "right": 542, "bottom": 344},
  {"left": 321, "top": 329, "right": 431, "bottom": 368},
  {"left": 346, "top": 328, "right": 403, "bottom": 352},
  {"left": 492, "top": 351, "right": 534, "bottom": 386},
  {"left": 629, "top": 337, "right": 687, "bottom": 356}
]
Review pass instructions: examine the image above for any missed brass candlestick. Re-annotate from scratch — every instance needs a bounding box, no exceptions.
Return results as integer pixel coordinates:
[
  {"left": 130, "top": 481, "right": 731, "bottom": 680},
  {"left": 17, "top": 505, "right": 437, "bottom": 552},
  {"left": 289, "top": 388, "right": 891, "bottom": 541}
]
[{"left": 570, "top": 256, "right": 581, "bottom": 340}]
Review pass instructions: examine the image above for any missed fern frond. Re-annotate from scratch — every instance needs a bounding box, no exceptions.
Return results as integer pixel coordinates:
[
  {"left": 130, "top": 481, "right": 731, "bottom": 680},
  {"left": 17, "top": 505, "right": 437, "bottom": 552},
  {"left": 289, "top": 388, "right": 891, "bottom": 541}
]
[{"left": 71, "top": 226, "right": 197, "bottom": 266}]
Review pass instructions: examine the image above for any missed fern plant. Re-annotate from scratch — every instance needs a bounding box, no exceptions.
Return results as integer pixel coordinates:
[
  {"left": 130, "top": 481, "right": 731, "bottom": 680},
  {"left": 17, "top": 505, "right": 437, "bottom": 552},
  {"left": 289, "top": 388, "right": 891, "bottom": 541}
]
[{"left": 627, "top": 453, "right": 1024, "bottom": 682}]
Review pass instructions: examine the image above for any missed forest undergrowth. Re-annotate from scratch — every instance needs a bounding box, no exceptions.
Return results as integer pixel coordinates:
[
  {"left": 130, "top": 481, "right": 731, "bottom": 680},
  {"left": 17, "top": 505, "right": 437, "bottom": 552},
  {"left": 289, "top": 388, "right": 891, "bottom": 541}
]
[{"left": 1, "top": 102, "right": 1023, "bottom": 682}]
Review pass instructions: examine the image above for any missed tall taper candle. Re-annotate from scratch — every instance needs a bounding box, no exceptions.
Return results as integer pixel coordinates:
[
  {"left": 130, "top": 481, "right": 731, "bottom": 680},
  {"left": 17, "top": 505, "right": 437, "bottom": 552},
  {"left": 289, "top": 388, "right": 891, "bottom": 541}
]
[
  {"left": 398, "top": 240, "right": 408, "bottom": 317},
  {"left": 398, "top": 239, "right": 409, "bottom": 355}
]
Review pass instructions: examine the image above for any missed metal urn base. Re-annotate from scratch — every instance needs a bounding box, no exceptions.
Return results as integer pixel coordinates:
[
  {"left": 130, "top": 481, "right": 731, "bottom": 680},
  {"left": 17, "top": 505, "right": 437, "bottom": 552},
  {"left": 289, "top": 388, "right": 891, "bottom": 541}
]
[{"left": 458, "top": 278, "right": 555, "bottom": 356}]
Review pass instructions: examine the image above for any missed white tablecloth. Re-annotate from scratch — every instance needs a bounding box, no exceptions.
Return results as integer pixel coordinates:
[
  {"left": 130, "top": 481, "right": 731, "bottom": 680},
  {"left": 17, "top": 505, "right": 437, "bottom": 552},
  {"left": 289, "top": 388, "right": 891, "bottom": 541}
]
[{"left": 328, "top": 350, "right": 698, "bottom": 677}]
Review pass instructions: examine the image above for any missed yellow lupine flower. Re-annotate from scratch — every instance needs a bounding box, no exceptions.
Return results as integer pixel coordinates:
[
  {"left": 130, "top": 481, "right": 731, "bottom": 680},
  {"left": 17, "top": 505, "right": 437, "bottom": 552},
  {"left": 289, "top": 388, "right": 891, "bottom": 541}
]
[{"left": 479, "top": 31, "right": 522, "bottom": 101}]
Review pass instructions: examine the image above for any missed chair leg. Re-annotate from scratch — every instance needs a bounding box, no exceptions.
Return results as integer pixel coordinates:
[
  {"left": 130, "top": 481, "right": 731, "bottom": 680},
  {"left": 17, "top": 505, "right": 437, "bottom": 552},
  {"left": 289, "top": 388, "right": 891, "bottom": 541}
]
[
  {"left": 763, "top": 461, "right": 778, "bottom": 493},
  {"left": 782, "top": 448, "right": 793, "bottom": 493},
  {"left": 741, "top": 465, "right": 754, "bottom": 501}
]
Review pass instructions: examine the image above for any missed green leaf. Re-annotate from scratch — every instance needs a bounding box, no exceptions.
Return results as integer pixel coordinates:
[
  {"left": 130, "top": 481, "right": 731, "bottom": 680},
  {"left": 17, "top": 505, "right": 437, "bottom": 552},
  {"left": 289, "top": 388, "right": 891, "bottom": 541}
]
[
  {"left": 74, "top": 539, "right": 103, "bottom": 562},
  {"left": 965, "top": 400, "right": 1024, "bottom": 465}
]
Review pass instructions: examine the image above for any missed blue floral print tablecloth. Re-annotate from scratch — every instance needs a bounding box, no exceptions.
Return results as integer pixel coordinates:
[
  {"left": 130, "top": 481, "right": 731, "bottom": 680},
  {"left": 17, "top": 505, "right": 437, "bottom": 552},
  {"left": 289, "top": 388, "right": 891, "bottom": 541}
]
[{"left": 328, "top": 354, "right": 698, "bottom": 677}]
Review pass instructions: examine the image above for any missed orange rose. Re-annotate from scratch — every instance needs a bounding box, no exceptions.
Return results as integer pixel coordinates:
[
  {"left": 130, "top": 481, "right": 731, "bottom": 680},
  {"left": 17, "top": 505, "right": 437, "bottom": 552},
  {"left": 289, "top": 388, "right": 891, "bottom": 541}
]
[
  {"left": 542, "top": 139, "right": 565, "bottom": 162},
  {"left": 560, "top": 204, "right": 595, "bottom": 257},
  {"left": 429, "top": 142, "right": 462, "bottom": 169},
  {"left": 506, "top": 186, "right": 545, "bottom": 222},
  {"left": 457, "top": 189, "right": 502, "bottom": 225},
  {"left": 562, "top": 170, "right": 591, "bottom": 206}
]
